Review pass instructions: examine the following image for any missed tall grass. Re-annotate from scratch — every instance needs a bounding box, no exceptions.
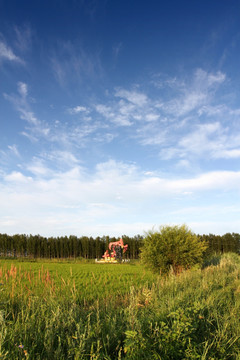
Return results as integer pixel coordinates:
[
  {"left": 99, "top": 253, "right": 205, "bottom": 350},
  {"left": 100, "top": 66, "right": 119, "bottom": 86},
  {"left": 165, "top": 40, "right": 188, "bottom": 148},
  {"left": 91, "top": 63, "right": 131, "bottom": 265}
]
[{"left": 0, "top": 254, "right": 240, "bottom": 359}]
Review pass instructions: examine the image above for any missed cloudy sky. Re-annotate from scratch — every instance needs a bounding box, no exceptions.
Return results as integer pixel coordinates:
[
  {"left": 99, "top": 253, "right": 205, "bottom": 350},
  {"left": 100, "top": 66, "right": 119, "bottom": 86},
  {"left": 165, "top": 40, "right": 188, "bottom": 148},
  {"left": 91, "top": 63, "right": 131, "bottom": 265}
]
[{"left": 1, "top": 0, "right": 240, "bottom": 237}]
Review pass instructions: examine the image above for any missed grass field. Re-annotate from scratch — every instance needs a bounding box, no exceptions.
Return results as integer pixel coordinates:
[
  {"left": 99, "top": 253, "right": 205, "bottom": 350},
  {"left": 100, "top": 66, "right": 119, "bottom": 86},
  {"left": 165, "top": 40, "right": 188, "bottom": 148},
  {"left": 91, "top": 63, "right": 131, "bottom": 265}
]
[
  {"left": 0, "top": 260, "right": 156, "bottom": 306},
  {"left": 0, "top": 254, "right": 240, "bottom": 359}
]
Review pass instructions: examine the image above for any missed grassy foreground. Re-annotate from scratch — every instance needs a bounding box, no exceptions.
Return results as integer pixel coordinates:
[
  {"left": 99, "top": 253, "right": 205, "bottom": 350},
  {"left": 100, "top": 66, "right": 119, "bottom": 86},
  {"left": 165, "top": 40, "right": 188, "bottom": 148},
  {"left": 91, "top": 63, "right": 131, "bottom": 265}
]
[{"left": 0, "top": 254, "right": 240, "bottom": 359}]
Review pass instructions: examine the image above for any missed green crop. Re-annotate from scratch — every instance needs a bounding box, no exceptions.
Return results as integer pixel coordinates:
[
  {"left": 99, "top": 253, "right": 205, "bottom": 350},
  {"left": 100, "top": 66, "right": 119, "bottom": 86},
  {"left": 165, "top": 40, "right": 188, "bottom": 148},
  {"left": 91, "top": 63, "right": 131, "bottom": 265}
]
[{"left": 0, "top": 254, "right": 240, "bottom": 359}]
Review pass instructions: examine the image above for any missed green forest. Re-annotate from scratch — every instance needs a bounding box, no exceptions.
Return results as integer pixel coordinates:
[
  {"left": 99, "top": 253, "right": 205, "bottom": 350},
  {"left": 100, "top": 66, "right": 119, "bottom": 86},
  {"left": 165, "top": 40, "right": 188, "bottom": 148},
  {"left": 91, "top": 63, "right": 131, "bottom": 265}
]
[{"left": 0, "top": 232, "right": 239, "bottom": 259}]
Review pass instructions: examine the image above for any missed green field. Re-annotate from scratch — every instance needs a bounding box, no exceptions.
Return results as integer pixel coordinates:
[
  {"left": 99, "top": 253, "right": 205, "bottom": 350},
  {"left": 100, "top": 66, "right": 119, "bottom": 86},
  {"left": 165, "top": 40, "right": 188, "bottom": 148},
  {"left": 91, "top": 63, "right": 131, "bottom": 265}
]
[
  {"left": 0, "top": 260, "right": 156, "bottom": 306},
  {"left": 0, "top": 254, "right": 240, "bottom": 359}
]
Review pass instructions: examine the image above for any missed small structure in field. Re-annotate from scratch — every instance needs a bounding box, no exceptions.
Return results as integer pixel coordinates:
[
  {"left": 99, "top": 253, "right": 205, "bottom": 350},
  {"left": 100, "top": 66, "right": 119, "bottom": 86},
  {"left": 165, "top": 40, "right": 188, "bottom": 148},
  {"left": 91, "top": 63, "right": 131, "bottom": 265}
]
[{"left": 95, "top": 238, "right": 128, "bottom": 263}]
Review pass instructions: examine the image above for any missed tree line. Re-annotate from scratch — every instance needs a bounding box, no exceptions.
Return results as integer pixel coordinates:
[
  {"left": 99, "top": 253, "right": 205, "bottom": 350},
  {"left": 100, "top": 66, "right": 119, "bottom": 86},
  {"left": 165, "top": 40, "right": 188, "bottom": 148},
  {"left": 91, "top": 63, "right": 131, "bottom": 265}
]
[
  {"left": 0, "top": 232, "right": 239, "bottom": 259},
  {"left": 0, "top": 233, "right": 143, "bottom": 259},
  {"left": 199, "top": 233, "right": 240, "bottom": 255}
]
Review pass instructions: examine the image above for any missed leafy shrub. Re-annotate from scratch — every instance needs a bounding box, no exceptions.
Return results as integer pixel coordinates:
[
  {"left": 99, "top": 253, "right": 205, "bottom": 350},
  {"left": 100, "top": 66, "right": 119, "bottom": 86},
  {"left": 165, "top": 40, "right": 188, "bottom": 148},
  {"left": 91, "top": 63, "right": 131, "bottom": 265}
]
[{"left": 140, "top": 224, "right": 208, "bottom": 274}]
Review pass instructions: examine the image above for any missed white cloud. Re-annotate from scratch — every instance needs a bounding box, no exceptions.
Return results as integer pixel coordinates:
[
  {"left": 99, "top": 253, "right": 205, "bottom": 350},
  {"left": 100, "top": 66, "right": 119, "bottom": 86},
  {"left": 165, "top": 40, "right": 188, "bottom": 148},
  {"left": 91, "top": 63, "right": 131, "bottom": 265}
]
[
  {"left": 19, "top": 109, "right": 39, "bottom": 125},
  {"left": 5, "top": 171, "right": 32, "bottom": 183},
  {"left": 113, "top": 115, "right": 133, "bottom": 126},
  {"left": 47, "top": 150, "right": 80, "bottom": 165},
  {"left": 20, "top": 131, "right": 38, "bottom": 142},
  {"left": 26, "top": 158, "right": 52, "bottom": 177},
  {"left": 18, "top": 82, "right": 28, "bottom": 97},
  {"left": 213, "top": 149, "right": 240, "bottom": 159},
  {"left": 193, "top": 68, "right": 226, "bottom": 88},
  {"left": 95, "top": 88, "right": 157, "bottom": 128},
  {"left": 198, "top": 104, "right": 227, "bottom": 116},
  {"left": 138, "top": 130, "right": 166, "bottom": 146},
  {"left": 178, "top": 122, "right": 222, "bottom": 153},
  {"left": 168, "top": 171, "right": 240, "bottom": 192},
  {"left": 118, "top": 99, "right": 135, "bottom": 116},
  {"left": 8, "top": 144, "right": 20, "bottom": 157},
  {"left": 90, "top": 68, "right": 239, "bottom": 164},
  {"left": 1, "top": 159, "right": 240, "bottom": 236},
  {"left": 230, "top": 108, "right": 240, "bottom": 116},
  {"left": 93, "top": 132, "right": 117, "bottom": 143},
  {"left": 0, "top": 145, "right": 21, "bottom": 166},
  {"left": 158, "top": 118, "right": 240, "bottom": 162},
  {"left": 163, "top": 91, "right": 206, "bottom": 117},
  {"left": 4, "top": 83, "right": 50, "bottom": 141},
  {"left": 4, "top": 68, "right": 238, "bottom": 177},
  {"left": 0, "top": 40, "right": 23, "bottom": 63},
  {"left": 92, "top": 69, "right": 233, "bottom": 156},
  {"left": 145, "top": 113, "right": 160, "bottom": 122},
  {"left": 95, "top": 104, "right": 114, "bottom": 117},
  {"left": 206, "top": 71, "right": 226, "bottom": 86},
  {"left": 68, "top": 105, "right": 89, "bottom": 114},
  {"left": 95, "top": 103, "right": 132, "bottom": 126},
  {"left": 115, "top": 88, "right": 148, "bottom": 106},
  {"left": 162, "top": 69, "right": 226, "bottom": 117},
  {"left": 175, "top": 159, "right": 191, "bottom": 170}
]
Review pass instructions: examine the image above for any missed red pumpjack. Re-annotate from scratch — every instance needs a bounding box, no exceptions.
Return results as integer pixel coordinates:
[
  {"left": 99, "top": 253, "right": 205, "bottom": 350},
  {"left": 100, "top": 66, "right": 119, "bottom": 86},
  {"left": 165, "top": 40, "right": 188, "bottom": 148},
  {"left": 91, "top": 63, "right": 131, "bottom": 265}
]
[{"left": 96, "top": 238, "right": 128, "bottom": 263}]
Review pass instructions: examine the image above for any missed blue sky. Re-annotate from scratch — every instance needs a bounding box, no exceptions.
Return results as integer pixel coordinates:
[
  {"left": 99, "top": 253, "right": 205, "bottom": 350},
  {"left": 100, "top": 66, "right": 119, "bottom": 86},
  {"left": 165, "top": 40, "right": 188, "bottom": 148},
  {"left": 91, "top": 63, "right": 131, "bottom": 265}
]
[{"left": 1, "top": 0, "right": 240, "bottom": 237}]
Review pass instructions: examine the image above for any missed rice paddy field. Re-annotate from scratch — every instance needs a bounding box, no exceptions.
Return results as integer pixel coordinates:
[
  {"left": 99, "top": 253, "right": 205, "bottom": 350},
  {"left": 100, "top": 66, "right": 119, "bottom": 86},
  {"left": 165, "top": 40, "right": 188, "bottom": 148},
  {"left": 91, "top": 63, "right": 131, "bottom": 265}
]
[{"left": 0, "top": 254, "right": 240, "bottom": 359}]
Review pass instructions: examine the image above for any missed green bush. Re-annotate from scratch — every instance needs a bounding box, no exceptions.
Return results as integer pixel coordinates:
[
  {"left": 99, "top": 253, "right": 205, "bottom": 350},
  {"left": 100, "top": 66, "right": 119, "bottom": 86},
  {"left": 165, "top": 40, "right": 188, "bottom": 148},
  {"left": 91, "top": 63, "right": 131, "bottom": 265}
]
[{"left": 140, "top": 224, "right": 208, "bottom": 274}]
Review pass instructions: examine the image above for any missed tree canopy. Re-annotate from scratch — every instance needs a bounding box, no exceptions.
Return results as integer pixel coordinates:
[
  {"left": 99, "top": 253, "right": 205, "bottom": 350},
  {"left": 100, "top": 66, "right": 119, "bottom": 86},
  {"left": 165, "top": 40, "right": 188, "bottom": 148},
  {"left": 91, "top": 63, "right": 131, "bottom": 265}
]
[{"left": 140, "top": 225, "right": 208, "bottom": 274}]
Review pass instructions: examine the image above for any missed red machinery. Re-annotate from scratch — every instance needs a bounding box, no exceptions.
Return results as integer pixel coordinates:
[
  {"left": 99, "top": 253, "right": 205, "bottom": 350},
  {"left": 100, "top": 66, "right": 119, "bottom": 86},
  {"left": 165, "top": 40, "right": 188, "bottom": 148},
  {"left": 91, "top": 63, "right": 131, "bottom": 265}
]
[{"left": 102, "top": 238, "right": 128, "bottom": 262}]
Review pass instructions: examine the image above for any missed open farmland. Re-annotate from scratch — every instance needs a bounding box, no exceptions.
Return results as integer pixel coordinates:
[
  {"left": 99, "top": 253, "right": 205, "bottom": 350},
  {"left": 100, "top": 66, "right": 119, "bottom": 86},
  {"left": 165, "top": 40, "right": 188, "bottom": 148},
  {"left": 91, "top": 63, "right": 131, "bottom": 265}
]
[
  {"left": 0, "top": 254, "right": 240, "bottom": 359},
  {"left": 0, "top": 260, "right": 156, "bottom": 305}
]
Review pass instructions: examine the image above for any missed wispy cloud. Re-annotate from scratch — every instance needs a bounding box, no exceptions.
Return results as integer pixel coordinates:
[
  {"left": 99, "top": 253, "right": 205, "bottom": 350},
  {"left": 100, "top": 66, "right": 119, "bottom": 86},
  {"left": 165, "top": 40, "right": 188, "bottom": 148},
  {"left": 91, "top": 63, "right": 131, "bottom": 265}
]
[
  {"left": 4, "top": 83, "right": 112, "bottom": 156},
  {"left": 24, "top": 151, "right": 81, "bottom": 178},
  {"left": 51, "top": 40, "right": 103, "bottom": 86},
  {"left": 92, "top": 68, "right": 240, "bottom": 164},
  {"left": 18, "top": 82, "right": 28, "bottom": 98},
  {"left": 95, "top": 103, "right": 133, "bottom": 126},
  {"left": 8, "top": 144, "right": 20, "bottom": 157},
  {"left": 4, "top": 67, "right": 240, "bottom": 180},
  {"left": 136, "top": 123, "right": 167, "bottom": 146},
  {"left": 115, "top": 88, "right": 148, "bottom": 106},
  {"left": 4, "top": 82, "right": 50, "bottom": 140},
  {"left": 0, "top": 39, "right": 24, "bottom": 64},
  {"left": 0, "top": 147, "right": 17, "bottom": 166},
  {"left": 160, "top": 121, "right": 240, "bottom": 161},
  {"left": 112, "top": 42, "right": 123, "bottom": 58},
  {"left": 161, "top": 69, "right": 226, "bottom": 117},
  {"left": 14, "top": 24, "right": 32, "bottom": 52},
  {"left": 178, "top": 122, "right": 224, "bottom": 156},
  {"left": 95, "top": 88, "right": 151, "bottom": 127},
  {"left": 43, "top": 150, "right": 80, "bottom": 166}
]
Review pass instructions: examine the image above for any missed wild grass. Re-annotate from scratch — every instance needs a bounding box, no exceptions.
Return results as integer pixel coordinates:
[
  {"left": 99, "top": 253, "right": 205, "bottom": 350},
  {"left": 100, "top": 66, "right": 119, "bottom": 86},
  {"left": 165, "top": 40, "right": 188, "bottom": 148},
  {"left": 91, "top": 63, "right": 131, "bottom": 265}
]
[{"left": 0, "top": 253, "right": 240, "bottom": 359}]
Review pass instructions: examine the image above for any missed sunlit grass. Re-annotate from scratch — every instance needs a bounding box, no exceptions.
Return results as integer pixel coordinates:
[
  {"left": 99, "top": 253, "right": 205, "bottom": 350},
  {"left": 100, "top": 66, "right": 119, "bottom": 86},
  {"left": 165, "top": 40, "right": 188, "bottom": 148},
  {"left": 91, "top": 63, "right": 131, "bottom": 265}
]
[{"left": 0, "top": 254, "right": 240, "bottom": 359}]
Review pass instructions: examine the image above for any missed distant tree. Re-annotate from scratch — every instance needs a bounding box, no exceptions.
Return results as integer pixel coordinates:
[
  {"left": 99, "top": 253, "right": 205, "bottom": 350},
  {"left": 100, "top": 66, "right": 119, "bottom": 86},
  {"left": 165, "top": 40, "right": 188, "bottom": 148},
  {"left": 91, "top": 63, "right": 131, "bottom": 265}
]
[
  {"left": 199, "top": 232, "right": 240, "bottom": 255},
  {"left": 140, "top": 225, "right": 208, "bottom": 274}
]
